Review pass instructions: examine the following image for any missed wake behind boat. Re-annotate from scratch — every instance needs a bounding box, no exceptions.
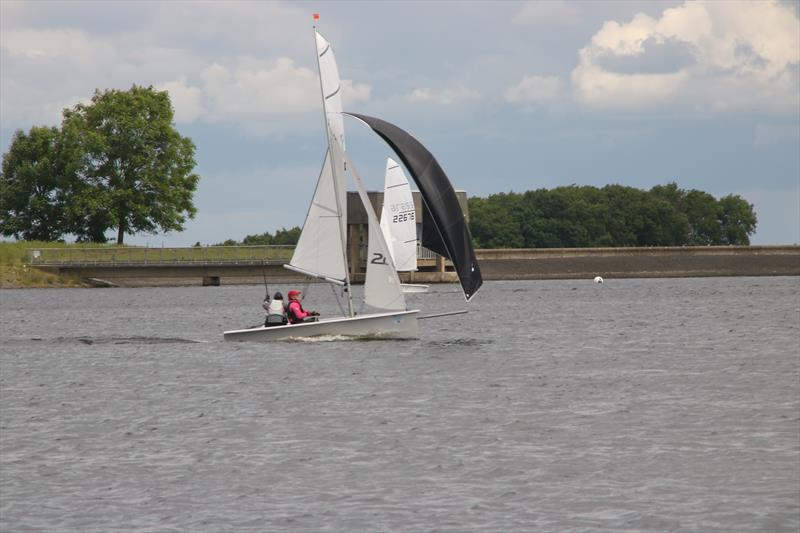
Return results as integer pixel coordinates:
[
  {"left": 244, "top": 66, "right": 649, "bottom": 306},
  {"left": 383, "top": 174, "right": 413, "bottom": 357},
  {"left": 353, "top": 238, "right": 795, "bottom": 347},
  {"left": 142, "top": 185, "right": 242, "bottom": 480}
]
[{"left": 223, "top": 22, "right": 481, "bottom": 342}]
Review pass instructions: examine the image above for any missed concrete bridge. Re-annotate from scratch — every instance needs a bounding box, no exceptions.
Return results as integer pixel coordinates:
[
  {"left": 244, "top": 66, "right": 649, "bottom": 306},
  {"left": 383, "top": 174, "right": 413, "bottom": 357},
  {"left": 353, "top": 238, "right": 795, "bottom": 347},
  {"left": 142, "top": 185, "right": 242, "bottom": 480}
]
[
  {"left": 27, "top": 245, "right": 456, "bottom": 287},
  {"left": 27, "top": 245, "right": 800, "bottom": 287}
]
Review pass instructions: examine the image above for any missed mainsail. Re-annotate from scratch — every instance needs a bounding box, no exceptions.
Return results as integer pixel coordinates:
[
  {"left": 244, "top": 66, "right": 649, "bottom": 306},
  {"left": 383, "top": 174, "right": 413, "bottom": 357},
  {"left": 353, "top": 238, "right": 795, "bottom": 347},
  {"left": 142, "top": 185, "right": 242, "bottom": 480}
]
[
  {"left": 315, "top": 31, "right": 346, "bottom": 153},
  {"left": 379, "top": 158, "right": 418, "bottom": 272},
  {"left": 286, "top": 30, "right": 350, "bottom": 287},
  {"left": 344, "top": 113, "right": 483, "bottom": 301}
]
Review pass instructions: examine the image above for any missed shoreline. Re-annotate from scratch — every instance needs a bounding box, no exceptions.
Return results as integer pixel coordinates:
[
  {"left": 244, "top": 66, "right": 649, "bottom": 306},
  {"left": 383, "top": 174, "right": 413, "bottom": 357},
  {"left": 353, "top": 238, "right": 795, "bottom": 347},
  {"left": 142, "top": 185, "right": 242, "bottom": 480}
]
[{"left": 5, "top": 245, "right": 798, "bottom": 288}]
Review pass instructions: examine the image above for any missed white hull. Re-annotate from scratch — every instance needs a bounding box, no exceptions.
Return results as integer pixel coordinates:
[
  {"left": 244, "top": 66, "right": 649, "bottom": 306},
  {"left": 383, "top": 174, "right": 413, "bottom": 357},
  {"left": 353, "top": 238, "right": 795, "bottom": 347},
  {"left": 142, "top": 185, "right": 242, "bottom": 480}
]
[
  {"left": 400, "top": 283, "right": 429, "bottom": 293},
  {"left": 224, "top": 309, "right": 419, "bottom": 342}
]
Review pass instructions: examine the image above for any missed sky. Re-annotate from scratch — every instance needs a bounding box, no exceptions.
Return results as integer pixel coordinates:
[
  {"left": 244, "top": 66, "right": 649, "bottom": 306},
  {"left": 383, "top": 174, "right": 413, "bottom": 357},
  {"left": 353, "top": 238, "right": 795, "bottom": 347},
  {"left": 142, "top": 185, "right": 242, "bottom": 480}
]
[{"left": 1, "top": 0, "right": 798, "bottom": 246}]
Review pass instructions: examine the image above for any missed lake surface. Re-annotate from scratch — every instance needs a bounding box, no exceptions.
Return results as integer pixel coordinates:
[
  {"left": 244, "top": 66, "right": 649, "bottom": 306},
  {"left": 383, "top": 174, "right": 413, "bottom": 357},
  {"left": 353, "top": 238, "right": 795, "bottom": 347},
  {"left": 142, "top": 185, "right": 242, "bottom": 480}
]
[{"left": 1, "top": 277, "right": 798, "bottom": 532}]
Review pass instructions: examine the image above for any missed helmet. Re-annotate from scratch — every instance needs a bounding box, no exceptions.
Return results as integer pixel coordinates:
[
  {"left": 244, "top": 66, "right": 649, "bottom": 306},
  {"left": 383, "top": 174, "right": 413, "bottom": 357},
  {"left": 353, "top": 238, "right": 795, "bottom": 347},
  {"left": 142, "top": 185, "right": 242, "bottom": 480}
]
[
  {"left": 287, "top": 290, "right": 301, "bottom": 299},
  {"left": 273, "top": 291, "right": 283, "bottom": 300}
]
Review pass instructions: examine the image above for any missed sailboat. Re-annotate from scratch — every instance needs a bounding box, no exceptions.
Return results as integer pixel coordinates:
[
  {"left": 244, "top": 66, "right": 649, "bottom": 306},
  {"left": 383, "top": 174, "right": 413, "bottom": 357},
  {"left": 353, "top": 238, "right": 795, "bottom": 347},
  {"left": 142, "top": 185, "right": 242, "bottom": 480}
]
[
  {"left": 223, "top": 27, "right": 481, "bottom": 342},
  {"left": 379, "top": 158, "right": 428, "bottom": 293}
]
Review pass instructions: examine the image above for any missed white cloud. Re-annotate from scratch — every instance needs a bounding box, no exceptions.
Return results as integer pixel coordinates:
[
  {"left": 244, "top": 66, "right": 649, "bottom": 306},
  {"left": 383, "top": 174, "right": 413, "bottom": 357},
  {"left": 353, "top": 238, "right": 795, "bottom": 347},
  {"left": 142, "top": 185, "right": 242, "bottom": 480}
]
[
  {"left": 156, "top": 78, "right": 205, "bottom": 123},
  {"left": 406, "top": 85, "right": 480, "bottom": 105},
  {"left": 571, "top": 0, "right": 800, "bottom": 114},
  {"left": 341, "top": 79, "right": 371, "bottom": 107},
  {"left": 0, "top": 1, "right": 348, "bottom": 136},
  {"left": 505, "top": 75, "right": 561, "bottom": 104},
  {"left": 512, "top": 1, "right": 580, "bottom": 26},
  {"left": 1, "top": 25, "right": 369, "bottom": 129},
  {"left": 153, "top": 58, "right": 371, "bottom": 126},
  {"left": 1, "top": 28, "right": 92, "bottom": 59},
  {"left": 408, "top": 88, "right": 432, "bottom": 103},
  {"left": 201, "top": 57, "right": 319, "bottom": 120}
]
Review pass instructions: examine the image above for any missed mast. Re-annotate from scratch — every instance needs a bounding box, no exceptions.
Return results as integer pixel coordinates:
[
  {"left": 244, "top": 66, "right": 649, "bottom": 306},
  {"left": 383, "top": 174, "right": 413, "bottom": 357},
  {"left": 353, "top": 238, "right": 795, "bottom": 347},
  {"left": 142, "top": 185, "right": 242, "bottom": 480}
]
[{"left": 313, "top": 24, "right": 355, "bottom": 317}]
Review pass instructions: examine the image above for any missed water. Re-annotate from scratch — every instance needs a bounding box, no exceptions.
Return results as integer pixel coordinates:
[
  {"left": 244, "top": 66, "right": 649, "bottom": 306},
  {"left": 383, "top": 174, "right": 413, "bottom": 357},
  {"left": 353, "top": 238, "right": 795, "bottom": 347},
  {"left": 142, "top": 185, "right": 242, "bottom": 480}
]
[{"left": 1, "top": 277, "right": 798, "bottom": 532}]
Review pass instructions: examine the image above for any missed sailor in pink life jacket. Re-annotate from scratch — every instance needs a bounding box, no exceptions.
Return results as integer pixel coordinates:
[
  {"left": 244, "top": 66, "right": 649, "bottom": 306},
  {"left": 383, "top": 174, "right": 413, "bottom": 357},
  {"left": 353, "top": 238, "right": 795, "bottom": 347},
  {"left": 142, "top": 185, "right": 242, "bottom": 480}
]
[{"left": 286, "top": 290, "right": 319, "bottom": 324}]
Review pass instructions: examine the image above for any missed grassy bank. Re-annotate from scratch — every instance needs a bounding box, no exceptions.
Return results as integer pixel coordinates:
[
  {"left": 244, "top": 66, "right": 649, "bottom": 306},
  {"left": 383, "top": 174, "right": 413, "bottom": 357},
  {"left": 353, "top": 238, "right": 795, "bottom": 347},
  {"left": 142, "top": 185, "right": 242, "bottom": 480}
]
[
  {"left": 0, "top": 242, "right": 295, "bottom": 288},
  {"left": 0, "top": 241, "right": 89, "bottom": 288}
]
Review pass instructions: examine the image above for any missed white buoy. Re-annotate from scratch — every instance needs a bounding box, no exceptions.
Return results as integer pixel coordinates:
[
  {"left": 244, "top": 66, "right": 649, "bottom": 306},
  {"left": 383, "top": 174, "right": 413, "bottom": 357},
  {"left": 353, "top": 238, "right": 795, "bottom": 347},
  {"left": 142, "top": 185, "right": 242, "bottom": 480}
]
[{"left": 593, "top": 276, "right": 604, "bottom": 284}]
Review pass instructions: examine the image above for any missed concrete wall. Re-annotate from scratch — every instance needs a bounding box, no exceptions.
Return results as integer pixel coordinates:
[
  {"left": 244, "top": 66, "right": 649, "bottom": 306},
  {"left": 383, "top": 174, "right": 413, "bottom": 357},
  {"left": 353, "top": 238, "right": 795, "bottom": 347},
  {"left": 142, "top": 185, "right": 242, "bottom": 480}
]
[
  {"left": 44, "top": 246, "right": 799, "bottom": 287},
  {"left": 476, "top": 246, "right": 800, "bottom": 280}
]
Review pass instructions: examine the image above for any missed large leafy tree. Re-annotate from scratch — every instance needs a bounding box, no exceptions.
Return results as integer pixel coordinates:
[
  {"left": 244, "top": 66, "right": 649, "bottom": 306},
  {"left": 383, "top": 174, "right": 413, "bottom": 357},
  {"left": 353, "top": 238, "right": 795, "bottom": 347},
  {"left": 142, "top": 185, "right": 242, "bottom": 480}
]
[
  {"left": 718, "top": 194, "right": 757, "bottom": 245},
  {"left": 684, "top": 189, "right": 723, "bottom": 245},
  {"left": 0, "top": 126, "right": 77, "bottom": 240},
  {"left": 62, "top": 85, "right": 199, "bottom": 244},
  {"left": 469, "top": 194, "right": 524, "bottom": 248},
  {"left": 1, "top": 85, "right": 199, "bottom": 244}
]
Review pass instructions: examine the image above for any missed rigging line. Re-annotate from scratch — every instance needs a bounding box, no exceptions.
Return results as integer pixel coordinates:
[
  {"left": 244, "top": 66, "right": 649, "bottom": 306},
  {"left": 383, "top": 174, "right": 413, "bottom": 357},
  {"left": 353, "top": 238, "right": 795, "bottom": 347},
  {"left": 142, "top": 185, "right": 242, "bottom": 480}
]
[
  {"left": 331, "top": 283, "right": 347, "bottom": 317},
  {"left": 301, "top": 279, "right": 312, "bottom": 309},
  {"left": 261, "top": 262, "right": 270, "bottom": 301}
]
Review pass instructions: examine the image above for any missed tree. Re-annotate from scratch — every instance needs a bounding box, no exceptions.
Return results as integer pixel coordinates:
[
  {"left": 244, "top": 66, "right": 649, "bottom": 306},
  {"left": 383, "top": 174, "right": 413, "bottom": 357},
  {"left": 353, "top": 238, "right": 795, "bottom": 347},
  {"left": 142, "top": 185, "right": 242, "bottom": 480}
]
[
  {"left": 0, "top": 127, "right": 74, "bottom": 241},
  {"left": 468, "top": 194, "right": 524, "bottom": 248},
  {"left": 718, "top": 195, "right": 757, "bottom": 245},
  {"left": 465, "top": 182, "right": 756, "bottom": 249},
  {"left": 218, "top": 227, "right": 302, "bottom": 246},
  {"left": 1, "top": 85, "right": 199, "bottom": 244},
  {"left": 649, "top": 182, "right": 690, "bottom": 245},
  {"left": 272, "top": 227, "right": 302, "bottom": 245},
  {"left": 62, "top": 85, "right": 199, "bottom": 244},
  {"left": 685, "top": 190, "right": 723, "bottom": 245}
]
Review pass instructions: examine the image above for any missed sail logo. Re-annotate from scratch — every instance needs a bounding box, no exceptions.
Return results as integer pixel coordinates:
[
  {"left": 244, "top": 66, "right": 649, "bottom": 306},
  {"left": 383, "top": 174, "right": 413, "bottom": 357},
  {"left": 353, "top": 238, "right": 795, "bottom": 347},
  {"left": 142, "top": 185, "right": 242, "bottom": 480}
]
[{"left": 390, "top": 201, "right": 414, "bottom": 213}]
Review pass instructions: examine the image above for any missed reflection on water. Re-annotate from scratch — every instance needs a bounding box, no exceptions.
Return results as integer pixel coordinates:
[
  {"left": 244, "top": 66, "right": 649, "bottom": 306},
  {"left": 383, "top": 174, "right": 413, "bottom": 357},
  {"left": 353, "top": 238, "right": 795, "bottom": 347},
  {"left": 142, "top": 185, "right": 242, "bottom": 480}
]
[{"left": 1, "top": 277, "right": 798, "bottom": 532}]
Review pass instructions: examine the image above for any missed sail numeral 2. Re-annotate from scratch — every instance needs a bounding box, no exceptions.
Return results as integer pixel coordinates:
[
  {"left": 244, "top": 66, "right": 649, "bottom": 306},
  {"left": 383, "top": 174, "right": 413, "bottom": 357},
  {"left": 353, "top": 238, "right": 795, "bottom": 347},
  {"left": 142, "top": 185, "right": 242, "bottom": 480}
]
[{"left": 370, "top": 253, "right": 388, "bottom": 265}]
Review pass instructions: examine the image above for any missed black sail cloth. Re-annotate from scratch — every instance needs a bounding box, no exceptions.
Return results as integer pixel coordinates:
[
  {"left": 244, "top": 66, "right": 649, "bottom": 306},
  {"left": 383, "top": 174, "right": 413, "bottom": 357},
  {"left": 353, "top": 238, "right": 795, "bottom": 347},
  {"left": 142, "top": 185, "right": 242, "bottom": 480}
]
[{"left": 345, "top": 113, "right": 483, "bottom": 301}]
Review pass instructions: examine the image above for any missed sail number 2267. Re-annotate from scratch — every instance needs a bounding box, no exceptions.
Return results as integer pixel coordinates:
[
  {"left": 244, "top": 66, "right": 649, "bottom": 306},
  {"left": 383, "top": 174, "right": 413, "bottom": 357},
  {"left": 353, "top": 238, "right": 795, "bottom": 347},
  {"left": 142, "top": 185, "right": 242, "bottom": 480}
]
[{"left": 392, "top": 211, "right": 415, "bottom": 223}]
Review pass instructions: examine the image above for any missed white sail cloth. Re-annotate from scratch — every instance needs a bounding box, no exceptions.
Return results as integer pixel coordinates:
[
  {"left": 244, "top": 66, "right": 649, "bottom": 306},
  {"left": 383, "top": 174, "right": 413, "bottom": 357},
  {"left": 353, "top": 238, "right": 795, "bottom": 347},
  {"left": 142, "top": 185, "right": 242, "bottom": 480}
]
[
  {"left": 315, "top": 31, "right": 346, "bottom": 153},
  {"left": 289, "top": 30, "right": 406, "bottom": 312},
  {"left": 287, "top": 31, "right": 350, "bottom": 285},
  {"left": 380, "top": 158, "right": 418, "bottom": 272},
  {"left": 335, "top": 143, "right": 406, "bottom": 312},
  {"left": 286, "top": 150, "right": 347, "bottom": 283}
]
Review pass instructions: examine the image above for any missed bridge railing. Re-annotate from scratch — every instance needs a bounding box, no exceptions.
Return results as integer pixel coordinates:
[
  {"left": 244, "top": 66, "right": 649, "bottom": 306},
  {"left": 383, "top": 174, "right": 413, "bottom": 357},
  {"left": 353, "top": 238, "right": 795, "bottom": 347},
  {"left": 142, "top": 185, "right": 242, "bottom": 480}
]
[{"left": 27, "top": 246, "right": 296, "bottom": 266}]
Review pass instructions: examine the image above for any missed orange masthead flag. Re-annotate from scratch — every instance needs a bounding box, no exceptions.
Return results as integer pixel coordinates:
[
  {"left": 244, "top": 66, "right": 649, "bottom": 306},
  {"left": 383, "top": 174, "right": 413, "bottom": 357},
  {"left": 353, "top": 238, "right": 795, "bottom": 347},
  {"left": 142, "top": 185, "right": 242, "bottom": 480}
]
[{"left": 313, "top": 13, "right": 320, "bottom": 21}]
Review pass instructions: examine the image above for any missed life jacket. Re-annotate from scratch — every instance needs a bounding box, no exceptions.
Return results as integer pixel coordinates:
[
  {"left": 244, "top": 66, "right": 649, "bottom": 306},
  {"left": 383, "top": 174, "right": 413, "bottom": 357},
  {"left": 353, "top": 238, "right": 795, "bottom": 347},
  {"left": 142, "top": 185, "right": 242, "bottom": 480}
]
[
  {"left": 287, "top": 299, "right": 307, "bottom": 324},
  {"left": 265, "top": 299, "right": 287, "bottom": 326}
]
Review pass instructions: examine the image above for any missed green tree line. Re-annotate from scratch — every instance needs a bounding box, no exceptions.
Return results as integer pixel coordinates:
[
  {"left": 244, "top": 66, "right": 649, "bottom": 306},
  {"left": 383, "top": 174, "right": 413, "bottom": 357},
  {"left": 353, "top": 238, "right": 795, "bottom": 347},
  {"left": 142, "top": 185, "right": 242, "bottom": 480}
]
[
  {"left": 1, "top": 85, "right": 199, "bottom": 244},
  {"left": 210, "top": 227, "right": 301, "bottom": 247},
  {"left": 467, "top": 183, "right": 757, "bottom": 248}
]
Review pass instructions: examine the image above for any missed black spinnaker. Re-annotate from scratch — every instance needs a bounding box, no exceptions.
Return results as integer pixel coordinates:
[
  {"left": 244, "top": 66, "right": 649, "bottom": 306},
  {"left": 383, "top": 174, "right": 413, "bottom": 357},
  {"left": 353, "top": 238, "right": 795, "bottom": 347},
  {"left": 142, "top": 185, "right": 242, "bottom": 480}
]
[{"left": 345, "top": 113, "right": 483, "bottom": 301}]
